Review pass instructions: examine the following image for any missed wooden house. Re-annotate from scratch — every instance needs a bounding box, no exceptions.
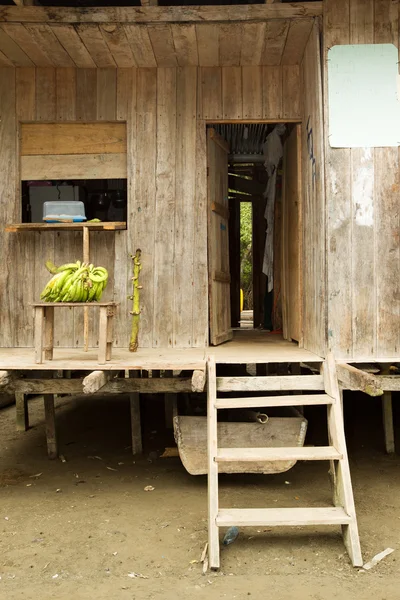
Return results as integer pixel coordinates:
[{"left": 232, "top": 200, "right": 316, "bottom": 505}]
[{"left": 0, "top": 0, "right": 399, "bottom": 573}]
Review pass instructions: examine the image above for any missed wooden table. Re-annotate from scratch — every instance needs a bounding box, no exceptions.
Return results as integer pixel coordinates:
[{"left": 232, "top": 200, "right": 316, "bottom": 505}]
[{"left": 32, "top": 302, "right": 117, "bottom": 365}]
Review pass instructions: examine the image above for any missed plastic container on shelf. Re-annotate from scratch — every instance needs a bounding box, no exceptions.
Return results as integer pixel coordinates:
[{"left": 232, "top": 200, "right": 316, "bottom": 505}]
[{"left": 43, "top": 201, "right": 87, "bottom": 223}]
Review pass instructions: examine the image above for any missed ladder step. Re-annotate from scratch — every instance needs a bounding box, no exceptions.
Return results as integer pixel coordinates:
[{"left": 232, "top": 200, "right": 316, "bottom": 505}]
[
  {"left": 216, "top": 507, "right": 352, "bottom": 527},
  {"left": 216, "top": 446, "right": 342, "bottom": 462},
  {"left": 215, "top": 394, "right": 333, "bottom": 409},
  {"left": 216, "top": 375, "right": 324, "bottom": 392}
]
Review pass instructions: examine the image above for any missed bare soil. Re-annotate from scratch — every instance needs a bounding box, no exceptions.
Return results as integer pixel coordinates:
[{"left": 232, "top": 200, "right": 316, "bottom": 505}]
[{"left": 0, "top": 392, "right": 399, "bottom": 600}]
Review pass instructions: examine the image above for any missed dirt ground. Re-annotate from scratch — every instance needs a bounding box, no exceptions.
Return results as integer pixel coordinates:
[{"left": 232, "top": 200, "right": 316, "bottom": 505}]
[{"left": 0, "top": 391, "right": 399, "bottom": 600}]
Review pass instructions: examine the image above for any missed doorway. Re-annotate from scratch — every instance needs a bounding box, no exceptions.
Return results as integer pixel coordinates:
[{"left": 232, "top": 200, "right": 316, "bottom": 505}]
[{"left": 207, "top": 123, "right": 303, "bottom": 346}]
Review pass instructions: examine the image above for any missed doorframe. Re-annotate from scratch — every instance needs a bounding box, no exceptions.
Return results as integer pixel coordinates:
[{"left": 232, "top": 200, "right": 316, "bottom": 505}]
[{"left": 204, "top": 119, "right": 304, "bottom": 343}]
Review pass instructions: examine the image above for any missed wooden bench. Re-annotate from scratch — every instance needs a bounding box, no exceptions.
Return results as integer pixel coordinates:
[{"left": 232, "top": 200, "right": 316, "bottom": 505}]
[{"left": 32, "top": 302, "right": 117, "bottom": 365}]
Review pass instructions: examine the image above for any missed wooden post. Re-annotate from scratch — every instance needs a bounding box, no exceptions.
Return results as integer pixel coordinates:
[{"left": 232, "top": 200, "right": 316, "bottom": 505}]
[
  {"left": 16, "top": 393, "right": 29, "bottom": 431},
  {"left": 43, "top": 394, "right": 57, "bottom": 459},
  {"left": 98, "top": 306, "right": 108, "bottom": 364},
  {"left": 106, "top": 306, "right": 114, "bottom": 361},
  {"left": 164, "top": 370, "right": 177, "bottom": 429},
  {"left": 34, "top": 306, "right": 44, "bottom": 364},
  {"left": 44, "top": 306, "right": 54, "bottom": 360},
  {"left": 129, "top": 370, "right": 142, "bottom": 455},
  {"left": 83, "top": 225, "right": 90, "bottom": 352},
  {"left": 382, "top": 392, "right": 395, "bottom": 454}
]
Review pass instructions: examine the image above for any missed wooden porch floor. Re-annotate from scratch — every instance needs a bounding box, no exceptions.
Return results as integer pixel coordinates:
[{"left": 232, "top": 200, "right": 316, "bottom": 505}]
[{"left": 0, "top": 331, "right": 322, "bottom": 371}]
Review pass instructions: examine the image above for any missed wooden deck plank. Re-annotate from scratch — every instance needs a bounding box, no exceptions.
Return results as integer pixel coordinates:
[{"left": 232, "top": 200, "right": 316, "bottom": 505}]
[{"left": 0, "top": 332, "right": 322, "bottom": 369}]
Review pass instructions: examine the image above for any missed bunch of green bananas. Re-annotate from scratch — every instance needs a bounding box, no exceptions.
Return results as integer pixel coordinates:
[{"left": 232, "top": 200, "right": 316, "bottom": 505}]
[{"left": 40, "top": 260, "right": 109, "bottom": 303}]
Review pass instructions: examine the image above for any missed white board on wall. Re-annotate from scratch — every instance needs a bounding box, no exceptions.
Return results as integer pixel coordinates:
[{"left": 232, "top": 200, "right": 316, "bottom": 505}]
[{"left": 328, "top": 44, "right": 400, "bottom": 148}]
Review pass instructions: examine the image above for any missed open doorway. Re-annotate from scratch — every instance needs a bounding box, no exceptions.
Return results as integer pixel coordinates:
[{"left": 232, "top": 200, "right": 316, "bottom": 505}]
[{"left": 207, "top": 123, "right": 302, "bottom": 346}]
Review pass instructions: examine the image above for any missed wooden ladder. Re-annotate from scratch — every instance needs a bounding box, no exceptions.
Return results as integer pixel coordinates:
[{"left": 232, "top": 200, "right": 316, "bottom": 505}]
[{"left": 207, "top": 353, "right": 362, "bottom": 570}]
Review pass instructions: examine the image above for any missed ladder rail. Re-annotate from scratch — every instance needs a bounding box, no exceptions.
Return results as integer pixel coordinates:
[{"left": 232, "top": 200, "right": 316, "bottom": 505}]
[
  {"left": 323, "top": 352, "right": 363, "bottom": 567},
  {"left": 207, "top": 355, "right": 220, "bottom": 570}
]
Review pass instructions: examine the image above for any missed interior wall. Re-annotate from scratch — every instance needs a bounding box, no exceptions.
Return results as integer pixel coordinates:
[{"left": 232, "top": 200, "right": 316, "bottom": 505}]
[
  {"left": 324, "top": 0, "right": 400, "bottom": 360},
  {"left": 300, "top": 20, "right": 326, "bottom": 357},
  {"left": 0, "top": 64, "right": 301, "bottom": 349}
]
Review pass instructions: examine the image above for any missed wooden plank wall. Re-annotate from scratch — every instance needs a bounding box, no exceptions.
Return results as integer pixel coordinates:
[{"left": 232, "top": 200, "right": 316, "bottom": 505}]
[
  {"left": 0, "top": 64, "right": 301, "bottom": 348},
  {"left": 324, "top": 0, "right": 400, "bottom": 360},
  {"left": 300, "top": 21, "right": 326, "bottom": 357}
]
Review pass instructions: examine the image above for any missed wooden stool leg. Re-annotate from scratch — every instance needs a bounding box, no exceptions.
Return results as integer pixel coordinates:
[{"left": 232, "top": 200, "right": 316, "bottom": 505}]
[
  {"left": 34, "top": 307, "right": 44, "bottom": 364},
  {"left": 106, "top": 312, "right": 114, "bottom": 361},
  {"left": 16, "top": 393, "right": 29, "bottom": 431},
  {"left": 382, "top": 392, "right": 395, "bottom": 454},
  {"left": 44, "top": 306, "right": 54, "bottom": 360},
  {"left": 98, "top": 307, "right": 108, "bottom": 364},
  {"left": 44, "top": 394, "right": 58, "bottom": 459}
]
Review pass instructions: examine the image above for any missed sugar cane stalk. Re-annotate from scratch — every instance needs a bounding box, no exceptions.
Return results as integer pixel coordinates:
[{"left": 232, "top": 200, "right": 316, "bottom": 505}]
[{"left": 129, "top": 249, "right": 142, "bottom": 352}]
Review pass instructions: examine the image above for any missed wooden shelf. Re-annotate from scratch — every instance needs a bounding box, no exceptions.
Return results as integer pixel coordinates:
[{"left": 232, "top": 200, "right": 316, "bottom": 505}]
[{"left": 5, "top": 222, "right": 126, "bottom": 232}]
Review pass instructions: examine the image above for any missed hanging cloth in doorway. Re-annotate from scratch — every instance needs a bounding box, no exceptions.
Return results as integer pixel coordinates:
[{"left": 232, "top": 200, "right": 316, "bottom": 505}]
[{"left": 262, "top": 124, "right": 286, "bottom": 292}]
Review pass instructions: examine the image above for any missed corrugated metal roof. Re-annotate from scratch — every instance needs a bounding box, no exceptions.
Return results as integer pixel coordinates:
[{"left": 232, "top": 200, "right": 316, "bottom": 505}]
[{"left": 213, "top": 123, "right": 270, "bottom": 156}]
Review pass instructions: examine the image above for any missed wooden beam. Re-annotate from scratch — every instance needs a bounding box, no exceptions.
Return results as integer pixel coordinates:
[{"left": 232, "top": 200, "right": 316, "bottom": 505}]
[
  {"left": 336, "top": 363, "right": 384, "bottom": 396},
  {"left": 13, "top": 377, "right": 194, "bottom": 394},
  {"left": 229, "top": 175, "right": 266, "bottom": 196},
  {"left": 0, "top": 4, "right": 323, "bottom": 24},
  {"left": 82, "top": 370, "right": 111, "bottom": 394},
  {"left": 374, "top": 376, "right": 400, "bottom": 392},
  {"left": 191, "top": 369, "right": 206, "bottom": 392}
]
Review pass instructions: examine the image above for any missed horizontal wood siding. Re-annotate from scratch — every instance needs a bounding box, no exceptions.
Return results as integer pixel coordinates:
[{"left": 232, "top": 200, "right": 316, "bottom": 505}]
[
  {"left": 324, "top": 0, "right": 400, "bottom": 360},
  {"left": 0, "top": 65, "right": 301, "bottom": 348}
]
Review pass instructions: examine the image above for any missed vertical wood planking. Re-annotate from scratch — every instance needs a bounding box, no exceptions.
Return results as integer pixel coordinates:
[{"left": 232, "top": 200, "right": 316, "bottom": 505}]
[
  {"left": 242, "top": 66, "right": 262, "bottom": 119},
  {"left": 262, "top": 66, "right": 282, "bottom": 119},
  {"left": 54, "top": 67, "right": 77, "bottom": 347},
  {"left": 153, "top": 68, "right": 177, "bottom": 347},
  {"left": 114, "top": 67, "right": 134, "bottom": 348},
  {"left": 15, "top": 68, "right": 35, "bottom": 346},
  {"left": 173, "top": 67, "right": 197, "bottom": 347},
  {"left": 97, "top": 68, "right": 117, "bottom": 121},
  {"left": 193, "top": 118, "right": 209, "bottom": 347},
  {"left": 301, "top": 21, "right": 326, "bottom": 356},
  {"left": 76, "top": 69, "right": 97, "bottom": 121},
  {"left": 350, "top": 0, "right": 375, "bottom": 358},
  {"left": 134, "top": 68, "right": 157, "bottom": 347},
  {"left": 374, "top": 0, "right": 399, "bottom": 357},
  {"left": 282, "top": 65, "right": 300, "bottom": 119},
  {"left": 56, "top": 67, "right": 76, "bottom": 121},
  {"left": 222, "top": 66, "right": 242, "bottom": 119},
  {"left": 75, "top": 68, "right": 97, "bottom": 346},
  {"left": 324, "top": 1, "right": 352, "bottom": 358},
  {"left": 34, "top": 68, "right": 56, "bottom": 331},
  {"left": 0, "top": 69, "right": 17, "bottom": 347},
  {"left": 88, "top": 67, "right": 117, "bottom": 347},
  {"left": 200, "top": 67, "right": 222, "bottom": 120}
]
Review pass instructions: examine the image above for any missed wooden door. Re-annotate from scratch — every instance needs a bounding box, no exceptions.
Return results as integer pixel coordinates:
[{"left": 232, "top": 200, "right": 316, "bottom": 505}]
[
  {"left": 282, "top": 124, "right": 302, "bottom": 343},
  {"left": 207, "top": 128, "right": 233, "bottom": 346}
]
